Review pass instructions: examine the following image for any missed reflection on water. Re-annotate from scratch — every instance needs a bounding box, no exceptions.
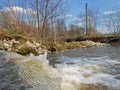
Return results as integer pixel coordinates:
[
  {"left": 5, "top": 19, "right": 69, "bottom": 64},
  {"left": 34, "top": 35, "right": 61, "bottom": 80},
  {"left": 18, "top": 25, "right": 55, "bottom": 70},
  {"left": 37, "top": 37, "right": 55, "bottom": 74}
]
[{"left": 49, "top": 46, "right": 120, "bottom": 90}]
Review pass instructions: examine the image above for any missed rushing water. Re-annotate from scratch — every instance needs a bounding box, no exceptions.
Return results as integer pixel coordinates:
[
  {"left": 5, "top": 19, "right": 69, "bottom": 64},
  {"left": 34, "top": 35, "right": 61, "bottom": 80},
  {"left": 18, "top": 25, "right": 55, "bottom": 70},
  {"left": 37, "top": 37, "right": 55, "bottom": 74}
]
[
  {"left": 49, "top": 46, "right": 120, "bottom": 90},
  {"left": 0, "top": 46, "right": 120, "bottom": 90}
]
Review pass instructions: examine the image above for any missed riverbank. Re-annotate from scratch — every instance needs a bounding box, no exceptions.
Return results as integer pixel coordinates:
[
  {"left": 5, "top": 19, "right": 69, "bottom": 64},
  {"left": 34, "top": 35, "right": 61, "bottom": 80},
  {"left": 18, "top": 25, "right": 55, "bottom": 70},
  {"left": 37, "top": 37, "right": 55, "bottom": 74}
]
[
  {"left": 67, "top": 35, "right": 120, "bottom": 43},
  {"left": 0, "top": 35, "right": 108, "bottom": 55},
  {"left": 47, "top": 40, "right": 108, "bottom": 53},
  {"left": 0, "top": 29, "right": 111, "bottom": 55}
]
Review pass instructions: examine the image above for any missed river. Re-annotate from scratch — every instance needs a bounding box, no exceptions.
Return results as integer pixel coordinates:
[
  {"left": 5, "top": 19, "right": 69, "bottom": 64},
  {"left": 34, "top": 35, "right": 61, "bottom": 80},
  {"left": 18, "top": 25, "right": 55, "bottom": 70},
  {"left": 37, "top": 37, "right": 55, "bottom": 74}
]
[
  {"left": 49, "top": 46, "right": 120, "bottom": 90},
  {"left": 0, "top": 46, "right": 120, "bottom": 90}
]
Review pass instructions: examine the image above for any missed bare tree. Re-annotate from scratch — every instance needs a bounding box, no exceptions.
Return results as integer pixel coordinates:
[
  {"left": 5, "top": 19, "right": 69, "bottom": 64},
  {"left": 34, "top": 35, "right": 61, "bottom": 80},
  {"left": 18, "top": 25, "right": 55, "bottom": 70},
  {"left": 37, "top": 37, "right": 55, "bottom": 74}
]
[
  {"left": 86, "top": 9, "right": 99, "bottom": 36},
  {"left": 2, "top": 0, "right": 68, "bottom": 40},
  {"left": 0, "top": 11, "right": 13, "bottom": 29},
  {"left": 31, "top": 0, "right": 68, "bottom": 38},
  {"left": 79, "top": 9, "right": 99, "bottom": 36},
  {"left": 55, "top": 18, "right": 67, "bottom": 42},
  {"left": 68, "top": 24, "right": 84, "bottom": 38},
  {"left": 103, "top": 10, "right": 120, "bottom": 35},
  {"left": 3, "top": 0, "right": 37, "bottom": 35}
]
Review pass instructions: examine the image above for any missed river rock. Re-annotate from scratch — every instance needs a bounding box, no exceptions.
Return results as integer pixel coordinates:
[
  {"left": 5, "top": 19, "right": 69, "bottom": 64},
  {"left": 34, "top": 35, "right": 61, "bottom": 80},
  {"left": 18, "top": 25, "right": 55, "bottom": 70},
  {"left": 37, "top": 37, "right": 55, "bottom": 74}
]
[
  {"left": 26, "top": 41, "right": 35, "bottom": 48},
  {"left": 34, "top": 42, "right": 40, "bottom": 47},
  {"left": 84, "top": 40, "right": 108, "bottom": 46},
  {"left": 11, "top": 39, "right": 19, "bottom": 44},
  {"left": 3, "top": 43, "right": 12, "bottom": 51}
]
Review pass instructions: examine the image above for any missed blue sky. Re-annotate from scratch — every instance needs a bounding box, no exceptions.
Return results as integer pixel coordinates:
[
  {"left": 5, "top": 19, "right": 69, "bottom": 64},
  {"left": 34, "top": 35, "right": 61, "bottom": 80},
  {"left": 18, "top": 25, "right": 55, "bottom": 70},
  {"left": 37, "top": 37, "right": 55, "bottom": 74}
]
[
  {"left": 0, "top": 0, "right": 120, "bottom": 19},
  {"left": 65, "top": 0, "right": 120, "bottom": 33},
  {"left": 68, "top": 0, "right": 120, "bottom": 17},
  {"left": 0, "top": 0, "right": 120, "bottom": 33}
]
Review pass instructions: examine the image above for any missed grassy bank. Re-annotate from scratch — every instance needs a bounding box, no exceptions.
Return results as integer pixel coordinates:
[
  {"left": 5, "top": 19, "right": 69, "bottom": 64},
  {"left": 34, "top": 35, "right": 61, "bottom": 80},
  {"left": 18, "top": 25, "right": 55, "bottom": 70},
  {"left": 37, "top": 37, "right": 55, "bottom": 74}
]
[
  {"left": 43, "top": 40, "right": 108, "bottom": 53},
  {"left": 0, "top": 29, "right": 110, "bottom": 55}
]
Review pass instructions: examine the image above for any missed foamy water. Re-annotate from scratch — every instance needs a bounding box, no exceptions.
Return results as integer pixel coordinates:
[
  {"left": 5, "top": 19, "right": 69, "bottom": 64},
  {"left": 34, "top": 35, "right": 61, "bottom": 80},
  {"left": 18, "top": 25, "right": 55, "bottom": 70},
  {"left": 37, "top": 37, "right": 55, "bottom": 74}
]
[
  {"left": 49, "top": 46, "right": 120, "bottom": 90},
  {"left": 0, "top": 46, "right": 120, "bottom": 90}
]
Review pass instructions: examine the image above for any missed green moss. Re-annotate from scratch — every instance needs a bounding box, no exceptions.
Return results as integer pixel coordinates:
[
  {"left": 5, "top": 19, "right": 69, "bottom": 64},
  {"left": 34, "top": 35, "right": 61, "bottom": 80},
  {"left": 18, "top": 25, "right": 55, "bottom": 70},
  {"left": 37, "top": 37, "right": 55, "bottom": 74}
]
[
  {"left": 54, "top": 43, "right": 64, "bottom": 51},
  {"left": 42, "top": 40, "right": 54, "bottom": 47},
  {"left": 0, "top": 42, "right": 3, "bottom": 50},
  {"left": 3, "top": 29, "right": 25, "bottom": 36},
  {"left": 49, "top": 41, "right": 93, "bottom": 52},
  {"left": 17, "top": 46, "right": 38, "bottom": 56},
  {"left": 1, "top": 29, "right": 33, "bottom": 41}
]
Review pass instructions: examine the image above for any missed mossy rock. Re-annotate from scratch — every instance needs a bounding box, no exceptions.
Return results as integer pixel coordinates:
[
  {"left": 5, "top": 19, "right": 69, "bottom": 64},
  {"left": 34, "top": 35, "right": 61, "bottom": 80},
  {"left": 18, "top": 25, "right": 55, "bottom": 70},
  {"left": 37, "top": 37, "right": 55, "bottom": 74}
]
[{"left": 17, "top": 46, "right": 38, "bottom": 56}]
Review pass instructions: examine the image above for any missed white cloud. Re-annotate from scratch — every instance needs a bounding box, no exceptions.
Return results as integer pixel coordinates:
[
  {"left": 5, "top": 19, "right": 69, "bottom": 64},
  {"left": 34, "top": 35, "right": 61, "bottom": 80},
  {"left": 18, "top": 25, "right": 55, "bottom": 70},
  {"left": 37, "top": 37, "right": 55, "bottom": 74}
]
[
  {"left": 103, "top": 10, "right": 117, "bottom": 15},
  {"left": 5, "top": 6, "right": 25, "bottom": 13},
  {"left": 76, "top": 22, "right": 85, "bottom": 27},
  {"left": 73, "top": 17, "right": 82, "bottom": 21},
  {"left": 3, "top": 6, "right": 36, "bottom": 15},
  {"left": 64, "top": 14, "right": 73, "bottom": 18},
  {"left": 102, "top": 18, "right": 109, "bottom": 22},
  {"left": 95, "top": 14, "right": 100, "bottom": 17}
]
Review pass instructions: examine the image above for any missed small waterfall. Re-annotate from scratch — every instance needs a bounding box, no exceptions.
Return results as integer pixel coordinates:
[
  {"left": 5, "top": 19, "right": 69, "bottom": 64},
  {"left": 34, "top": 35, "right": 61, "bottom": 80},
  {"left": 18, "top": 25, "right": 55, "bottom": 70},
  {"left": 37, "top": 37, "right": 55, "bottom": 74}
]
[{"left": 0, "top": 51, "right": 61, "bottom": 90}]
